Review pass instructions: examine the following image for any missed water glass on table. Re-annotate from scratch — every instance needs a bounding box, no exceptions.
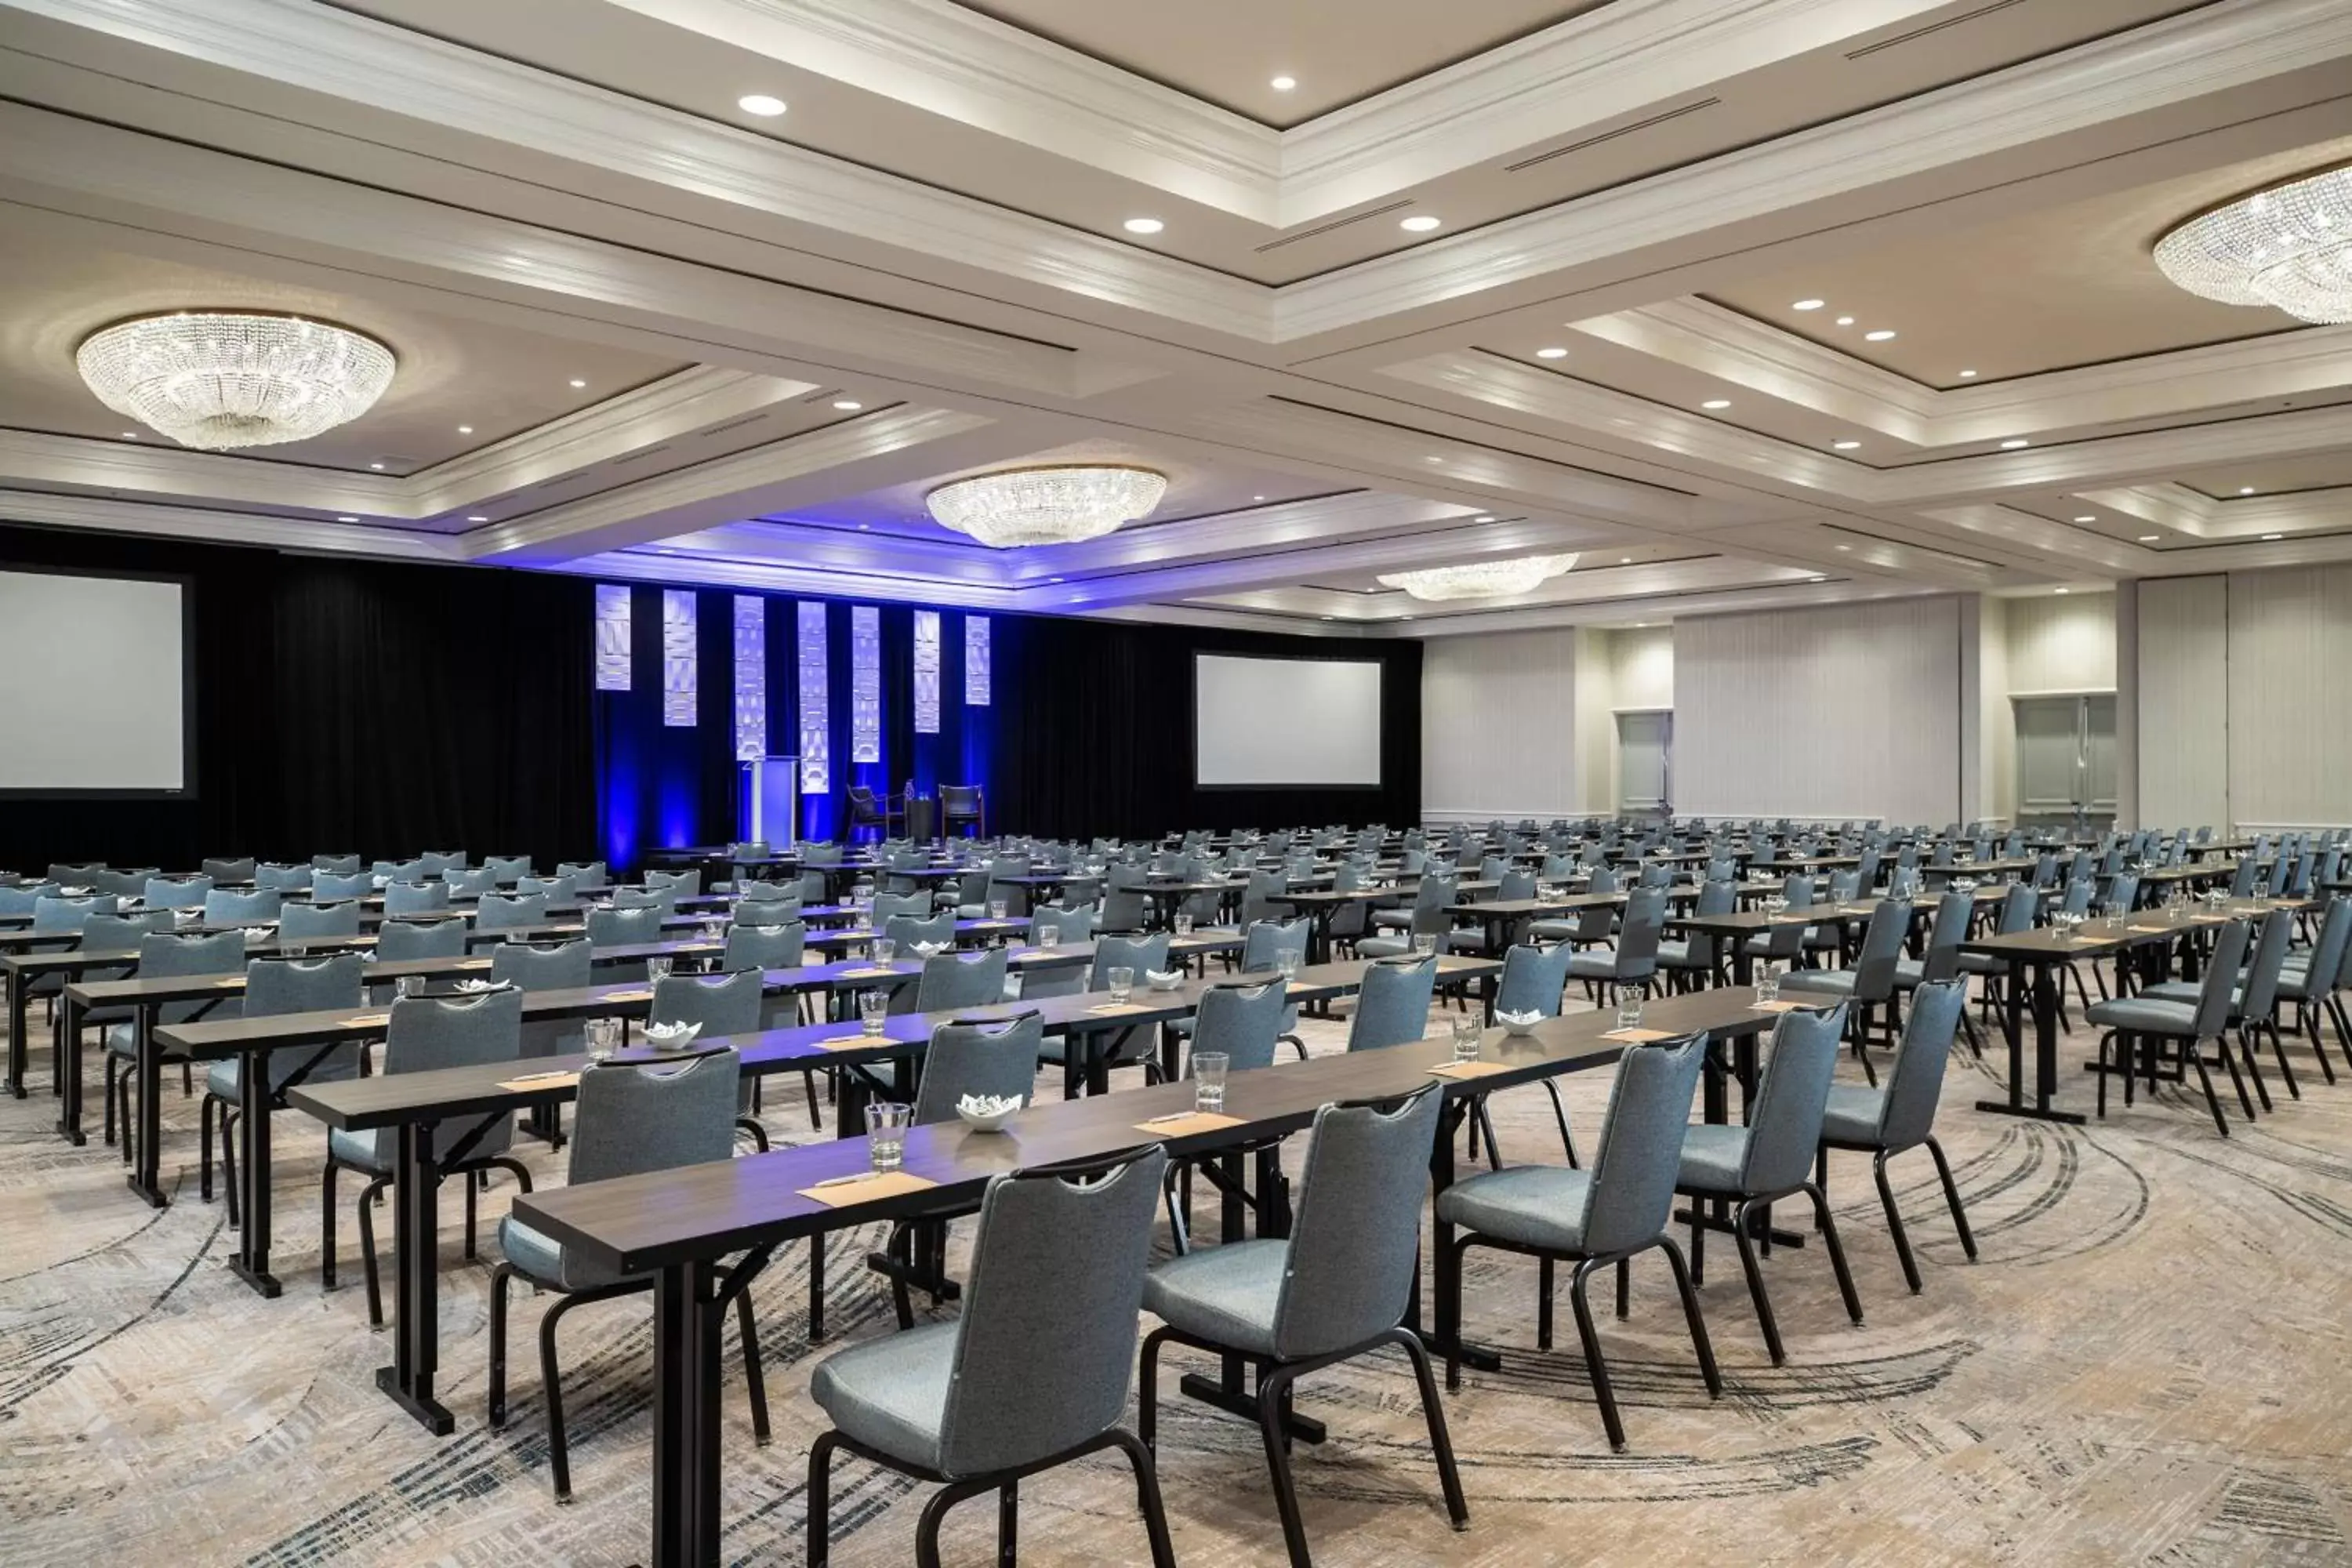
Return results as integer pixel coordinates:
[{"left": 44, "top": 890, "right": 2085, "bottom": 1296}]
[
  {"left": 1616, "top": 993, "right": 1646, "bottom": 1033},
  {"left": 989, "top": 899, "right": 1009, "bottom": 922},
  {"left": 646, "top": 956, "right": 673, "bottom": 986},
  {"left": 1035, "top": 922, "right": 1059, "bottom": 949},
  {"left": 865, "top": 1102, "right": 912, "bottom": 1173},
  {"left": 1174, "top": 913, "right": 1194, "bottom": 936},
  {"left": 871, "top": 937, "right": 897, "bottom": 967},
  {"left": 1107, "top": 966, "right": 1134, "bottom": 1005},
  {"left": 584, "top": 1017, "right": 619, "bottom": 1065},
  {"left": 1412, "top": 933, "right": 1437, "bottom": 958},
  {"left": 394, "top": 975, "right": 423, "bottom": 1000},
  {"left": 1450, "top": 1014, "right": 1482, "bottom": 1064},
  {"left": 858, "top": 988, "right": 889, "bottom": 1036},
  {"left": 1192, "top": 1051, "right": 1229, "bottom": 1114},
  {"left": 1754, "top": 962, "right": 1780, "bottom": 1007}
]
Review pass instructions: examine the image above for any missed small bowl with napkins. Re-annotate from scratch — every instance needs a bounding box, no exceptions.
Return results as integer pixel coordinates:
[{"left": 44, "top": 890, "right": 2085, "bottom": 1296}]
[
  {"left": 1497, "top": 1009, "right": 1545, "bottom": 1037},
  {"left": 1145, "top": 969, "right": 1185, "bottom": 992},
  {"left": 642, "top": 1020, "right": 703, "bottom": 1052},
  {"left": 955, "top": 1094, "right": 1023, "bottom": 1132}
]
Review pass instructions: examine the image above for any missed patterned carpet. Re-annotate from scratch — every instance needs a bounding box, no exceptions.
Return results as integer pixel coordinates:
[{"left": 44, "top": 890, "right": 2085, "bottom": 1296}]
[{"left": 3, "top": 989, "right": 2350, "bottom": 1567}]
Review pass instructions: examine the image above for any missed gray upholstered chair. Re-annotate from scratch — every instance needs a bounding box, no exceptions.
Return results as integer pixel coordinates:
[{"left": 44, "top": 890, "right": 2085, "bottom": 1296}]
[
  {"left": 474, "top": 893, "right": 548, "bottom": 934},
  {"left": 644, "top": 867, "right": 702, "bottom": 898},
  {"left": 482, "top": 855, "right": 533, "bottom": 886},
  {"left": 321, "top": 989, "right": 528, "bottom": 1322},
  {"left": 419, "top": 849, "right": 467, "bottom": 877},
  {"left": 1037, "top": 935, "right": 1168, "bottom": 1081},
  {"left": 1816, "top": 978, "right": 1976, "bottom": 1294},
  {"left": 736, "top": 878, "right": 800, "bottom": 906},
  {"left": 1494, "top": 940, "right": 1581, "bottom": 1163},
  {"left": 886, "top": 909, "right": 956, "bottom": 953},
  {"left": 2135, "top": 907, "right": 2300, "bottom": 1109},
  {"left": 1740, "top": 875, "right": 1815, "bottom": 966},
  {"left": 203, "top": 887, "right": 281, "bottom": 925},
  {"left": 2083, "top": 917, "right": 2256, "bottom": 1134},
  {"left": 1171, "top": 918, "right": 1307, "bottom": 1058},
  {"left": 1780, "top": 897, "right": 1911, "bottom": 1071},
  {"left": 723, "top": 919, "right": 807, "bottom": 975},
  {"left": 870, "top": 891, "right": 929, "bottom": 929},
  {"left": 1358, "top": 875, "right": 1469, "bottom": 956},
  {"left": 445, "top": 866, "right": 499, "bottom": 897},
  {"left": 1435, "top": 1033, "right": 1720, "bottom": 1449},
  {"left": 491, "top": 938, "right": 593, "bottom": 1058},
  {"left": 1566, "top": 887, "right": 1667, "bottom": 1004},
  {"left": 586, "top": 904, "right": 665, "bottom": 959},
  {"left": 807, "top": 1146, "right": 1177, "bottom": 1568},
  {"left": 554, "top": 858, "right": 608, "bottom": 888},
  {"left": 1672, "top": 1004, "right": 1864, "bottom": 1363},
  {"left": 201, "top": 857, "right": 257, "bottom": 884},
  {"left": 2276, "top": 896, "right": 2352, "bottom": 1083},
  {"left": 1140, "top": 1091, "right": 1467, "bottom": 1564},
  {"left": 102, "top": 929, "right": 245, "bottom": 1156},
  {"left": 517, "top": 875, "right": 577, "bottom": 906},
  {"left": 280, "top": 901, "right": 362, "bottom": 942},
  {"left": 1657, "top": 877, "right": 1736, "bottom": 993},
  {"left": 1346, "top": 955, "right": 1437, "bottom": 1052},
  {"left": 0, "top": 880, "right": 61, "bottom": 917},
  {"left": 652, "top": 969, "right": 770, "bottom": 1146},
  {"left": 913, "top": 948, "right": 1011, "bottom": 1013},
  {"left": 375, "top": 918, "right": 466, "bottom": 964},
  {"left": 200, "top": 953, "right": 367, "bottom": 1220},
  {"left": 253, "top": 862, "right": 312, "bottom": 893},
  {"left": 732, "top": 897, "right": 803, "bottom": 929},
  {"left": 375, "top": 858, "right": 427, "bottom": 884},
  {"left": 488, "top": 1049, "right": 763, "bottom": 1501},
  {"left": 1157, "top": 978, "right": 1290, "bottom": 1253},
  {"left": 384, "top": 880, "right": 451, "bottom": 916},
  {"left": 143, "top": 875, "right": 213, "bottom": 910},
  {"left": 311, "top": 854, "right": 362, "bottom": 877},
  {"left": 314, "top": 871, "right": 373, "bottom": 902}
]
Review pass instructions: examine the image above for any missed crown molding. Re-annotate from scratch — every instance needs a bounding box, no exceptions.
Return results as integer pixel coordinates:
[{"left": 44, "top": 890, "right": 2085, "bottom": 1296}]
[
  {"left": 0, "top": 428, "right": 404, "bottom": 517},
  {"left": 2077, "top": 481, "right": 2352, "bottom": 540},
  {"left": 562, "top": 545, "right": 1022, "bottom": 610},
  {"left": 1867, "top": 405, "right": 2352, "bottom": 504},
  {"left": 0, "top": 488, "right": 460, "bottom": 559}
]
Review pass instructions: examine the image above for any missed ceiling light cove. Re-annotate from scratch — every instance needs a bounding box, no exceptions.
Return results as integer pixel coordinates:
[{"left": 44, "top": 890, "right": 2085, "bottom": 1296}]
[
  {"left": 1122, "top": 217, "right": 1165, "bottom": 235},
  {"left": 1399, "top": 216, "right": 1442, "bottom": 233},
  {"left": 1379, "top": 552, "right": 1578, "bottom": 602},
  {"left": 77, "top": 310, "right": 396, "bottom": 451},
  {"left": 737, "top": 94, "right": 787, "bottom": 117},
  {"left": 926, "top": 464, "right": 1167, "bottom": 548}
]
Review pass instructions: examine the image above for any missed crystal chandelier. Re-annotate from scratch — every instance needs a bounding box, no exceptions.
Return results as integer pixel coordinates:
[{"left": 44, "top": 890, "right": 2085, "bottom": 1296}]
[
  {"left": 2154, "top": 162, "right": 2352, "bottom": 325},
  {"left": 926, "top": 464, "right": 1167, "bottom": 548},
  {"left": 76, "top": 310, "right": 397, "bottom": 450},
  {"left": 1379, "top": 553, "right": 1580, "bottom": 602}
]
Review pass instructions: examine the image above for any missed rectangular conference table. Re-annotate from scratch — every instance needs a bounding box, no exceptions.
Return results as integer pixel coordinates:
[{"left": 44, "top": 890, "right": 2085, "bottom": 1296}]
[
  {"left": 506, "top": 981, "right": 1784, "bottom": 1567},
  {"left": 290, "top": 952, "right": 1501, "bottom": 1436},
  {"left": 1271, "top": 879, "right": 1500, "bottom": 963}
]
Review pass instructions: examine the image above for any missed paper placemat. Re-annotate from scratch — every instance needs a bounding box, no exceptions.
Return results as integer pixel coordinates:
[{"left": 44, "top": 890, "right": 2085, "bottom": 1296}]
[
  {"left": 815, "top": 1033, "right": 885, "bottom": 1051},
  {"left": 1601, "top": 1027, "right": 1677, "bottom": 1043},
  {"left": 1769, "top": 913, "right": 1816, "bottom": 924},
  {"left": 207, "top": 976, "right": 245, "bottom": 987},
  {"left": 2127, "top": 924, "right": 2173, "bottom": 935},
  {"left": 1428, "top": 1059, "right": 1513, "bottom": 1080},
  {"left": 1087, "top": 1002, "right": 1149, "bottom": 1015},
  {"left": 839, "top": 967, "right": 896, "bottom": 979},
  {"left": 1133, "top": 1111, "right": 1243, "bottom": 1138},
  {"left": 453, "top": 957, "right": 493, "bottom": 969},
  {"left": 600, "top": 989, "right": 654, "bottom": 1003},
  {"left": 340, "top": 1013, "right": 391, "bottom": 1027},
  {"left": 498, "top": 1069, "right": 579, "bottom": 1093},
  {"left": 1286, "top": 981, "right": 1316, "bottom": 996},
  {"left": 799, "top": 1170, "right": 937, "bottom": 1207},
  {"left": 1748, "top": 999, "right": 1806, "bottom": 1014},
  {"left": 2067, "top": 936, "right": 2107, "bottom": 948}
]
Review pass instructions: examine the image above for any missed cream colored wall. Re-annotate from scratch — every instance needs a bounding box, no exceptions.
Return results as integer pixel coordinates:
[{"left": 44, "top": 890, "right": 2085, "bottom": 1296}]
[
  {"left": 2005, "top": 590, "right": 2117, "bottom": 693},
  {"left": 1419, "top": 628, "right": 1579, "bottom": 818},
  {"left": 1978, "top": 595, "right": 2013, "bottom": 825},
  {"left": 2225, "top": 563, "right": 2352, "bottom": 829},
  {"left": 2137, "top": 575, "right": 2231, "bottom": 829}
]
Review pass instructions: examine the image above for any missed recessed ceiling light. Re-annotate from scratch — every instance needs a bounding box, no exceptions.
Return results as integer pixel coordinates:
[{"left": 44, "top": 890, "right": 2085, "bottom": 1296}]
[
  {"left": 2263, "top": 532, "right": 2283, "bottom": 540},
  {"left": 569, "top": 379, "right": 587, "bottom": 389},
  {"left": 1958, "top": 369, "right": 1979, "bottom": 379},
  {"left": 1835, "top": 543, "right": 1851, "bottom": 551},
  {"left": 857, "top": 522, "right": 869, "bottom": 530},
  {"left": 119, "top": 431, "right": 137, "bottom": 439},
  {"left": 1619, "top": 557, "right": 1632, "bottom": 564},
  {"left": 457, "top": 424, "right": 473, "bottom": 434},
  {"left": 1833, "top": 440, "right": 1862, "bottom": 451},
  {"left": 1535, "top": 347, "right": 1569, "bottom": 359},
  {"left": 1269, "top": 74, "right": 1297, "bottom": 91},
  {"left": 1791, "top": 299, "right": 1825, "bottom": 311},
  {"left": 2073, "top": 516, "right": 2096, "bottom": 524},
  {"left": 336, "top": 515, "right": 358, "bottom": 523},
  {"left": 1864, "top": 329, "right": 1897, "bottom": 342},
  {"left": 1425, "top": 455, "right": 1443, "bottom": 463},
  {"left": 2238, "top": 486, "right": 2256, "bottom": 495},
  {"left": 1251, "top": 494, "right": 1266, "bottom": 501},
  {"left": 2055, "top": 587, "right": 2070, "bottom": 595},
  {"left": 1123, "top": 217, "right": 1164, "bottom": 235},
  {"left": 1048, "top": 576, "right": 1064, "bottom": 583},
  {"left": 368, "top": 462, "right": 385, "bottom": 470},
  {"left": 1808, "top": 575, "right": 1827, "bottom": 583},
  {"left": 1472, "top": 514, "right": 1495, "bottom": 522},
  {"left": 1835, "top": 316, "right": 1856, "bottom": 326},
  {"left": 2000, "top": 439, "right": 2030, "bottom": 449},
  {"left": 833, "top": 399, "right": 862, "bottom": 411},
  {"left": 2138, "top": 535, "right": 2160, "bottom": 543},
  {"left": 466, "top": 514, "right": 489, "bottom": 523},
  {"left": 737, "top": 94, "right": 787, "bottom": 117},
  {"left": 1701, "top": 399, "right": 1731, "bottom": 410},
  {"left": 1399, "top": 215, "right": 1442, "bottom": 232}
]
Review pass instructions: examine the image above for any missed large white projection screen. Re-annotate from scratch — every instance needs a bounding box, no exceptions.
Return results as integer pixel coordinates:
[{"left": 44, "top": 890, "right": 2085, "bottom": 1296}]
[
  {"left": 1195, "top": 654, "right": 1382, "bottom": 787},
  {"left": 0, "top": 570, "right": 189, "bottom": 793}
]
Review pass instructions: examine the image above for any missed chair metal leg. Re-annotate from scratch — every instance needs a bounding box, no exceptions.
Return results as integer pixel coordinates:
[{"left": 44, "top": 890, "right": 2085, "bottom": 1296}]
[
  {"left": 1657, "top": 1237, "right": 1722, "bottom": 1399},
  {"left": 321, "top": 1158, "right": 339, "bottom": 1290},
  {"left": 1730, "top": 1200, "right": 1785, "bottom": 1365},
  {"left": 1254, "top": 1363, "right": 1315, "bottom": 1567},
  {"left": 1922, "top": 1136, "right": 1978, "bottom": 1261},
  {"left": 200, "top": 1094, "right": 216, "bottom": 1203},
  {"left": 2262, "top": 1018, "right": 2299, "bottom": 1101},
  {"left": 2187, "top": 1041, "right": 2232, "bottom": 1137},
  {"left": 996, "top": 1481, "right": 1017, "bottom": 1568},
  {"left": 540, "top": 1293, "right": 580, "bottom": 1501},
  {"left": 1388, "top": 1327, "right": 1472, "bottom": 1532},
  {"left": 1537, "top": 1256, "right": 1554, "bottom": 1349},
  {"left": 1873, "top": 1149, "right": 1922, "bottom": 1294},
  {"left": 357, "top": 1174, "right": 392, "bottom": 1327},
  {"left": 2213, "top": 1033, "right": 2257, "bottom": 1120},
  {"left": 487, "top": 1261, "right": 514, "bottom": 1426},
  {"left": 1802, "top": 1181, "right": 1866, "bottom": 1326},
  {"left": 2236, "top": 1029, "right": 2274, "bottom": 1112},
  {"left": 1566, "top": 1258, "right": 1627, "bottom": 1450},
  {"left": 731, "top": 1273, "right": 771, "bottom": 1446},
  {"left": 220, "top": 1106, "right": 240, "bottom": 1229},
  {"left": 1540, "top": 1078, "right": 1580, "bottom": 1167},
  {"left": 808, "top": 1431, "right": 839, "bottom": 1568},
  {"left": 1105, "top": 1428, "right": 1181, "bottom": 1568}
]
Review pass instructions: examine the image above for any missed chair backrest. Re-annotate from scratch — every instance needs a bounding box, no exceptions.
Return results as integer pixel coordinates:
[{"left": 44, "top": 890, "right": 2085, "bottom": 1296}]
[
  {"left": 935, "top": 1146, "right": 1168, "bottom": 1478},
  {"left": 312, "top": 854, "right": 362, "bottom": 876},
  {"left": 2228, "top": 858, "right": 2259, "bottom": 898},
  {"left": 2190, "top": 919, "right": 2255, "bottom": 1036},
  {"left": 82, "top": 912, "right": 169, "bottom": 952},
  {"left": 475, "top": 894, "right": 549, "bottom": 931},
  {"left": 2296, "top": 897, "right": 2352, "bottom": 996},
  {"left": 644, "top": 868, "right": 702, "bottom": 897},
  {"left": 384, "top": 989, "right": 524, "bottom": 1080},
  {"left": 1346, "top": 956, "right": 1436, "bottom": 1052},
  {"left": 2237, "top": 909, "right": 2296, "bottom": 1020},
  {"left": 1189, "top": 978, "right": 1287, "bottom": 1072},
  {"left": 0, "top": 880, "right": 62, "bottom": 916},
  {"left": 137, "top": 931, "right": 250, "bottom": 1025},
  {"left": 1495, "top": 941, "right": 1576, "bottom": 1017},
  {"left": 651, "top": 969, "right": 764, "bottom": 1036},
  {"left": 314, "top": 871, "right": 372, "bottom": 901},
  {"left": 383, "top": 880, "right": 451, "bottom": 916},
  {"left": 2059, "top": 878, "right": 2094, "bottom": 918},
  {"left": 2101, "top": 871, "right": 2141, "bottom": 916},
  {"left": 281, "top": 901, "right": 363, "bottom": 940},
  {"left": 567, "top": 1048, "right": 742, "bottom": 1189},
  {"left": 1271, "top": 1088, "right": 1444, "bottom": 1359},
  {"left": 35, "top": 895, "right": 117, "bottom": 933},
  {"left": 1736, "top": 1004, "right": 1848, "bottom": 1193},
  {"left": 1088, "top": 932, "right": 1170, "bottom": 989},
  {"left": 517, "top": 875, "right": 577, "bottom": 905},
  {"left": 1407, "top": 876, "right": 1457, "bottom": 937},
  {"left": 732, "top": 898, "right": 802, "bottom": 928},
  {"left": 723, "top": 920, "right": 806, "bottom": 971},
  {"left": 1240, "top": 917, "right": 1309, "bottom": 972},
  {"left": 871, "top": 891, "right": 929, "bottom": 927},
  {"left": 586, "top": 906, "right": 666, "bottom": 947},
  {"left": 1851, "top": 898, "right": 1912, "bottom": 1000},
  {"left": 1575, "top": 1033, "right": 1710, "bottom": 1256},
  {"left": 143, "top": 875, "right": 213, "bottom": 910},
  {"left": 1874, "top": 979, "right": 1965, "bottom": 1149},
  {"left": 913, "top": 1010, "right": 1041, "bottom": 1124},
  {"left": 204, "top": 887, "right": 281, "bottom": 924},
  {"left": 483, "top": 855, "right": 533, "bottom": 885},
  {"left": 886, "top": 910, "right": 956, "bottom": 951},
  {"left": 445, "top": 866, "right": 499, "bottom": 897},
  {"left": 376, "top": 918, "right": 467, "bottom": 962},
  {"left": 736, "top": 880, "right": 799, "bottom": 906},
  {"left": 419, "top": 850, "right": 468, "bottom": 876},
  {"left": 1612, "top": 888, "right": 1668, "bottom": 982},
  {"left": 556, "top": 859, "right": 609, "bottom": 887},
  {"left": 491, "top": 937, "right": 593, "bottom": 993},
  {"left": 916, "top": 948, "right": 1011, "bottom": 1012},
  {"left": 245, "top": 952, "right": 368, "bottom": 1089},
  {"left": 1994, "top": 882, "right": 2037, "bottom": 934},
  {"left": 1028, "top": 904, "right": 1096, "bottom": 946},
  {"left": 201, "top": 857, "right": 256, "bottom": 883}
]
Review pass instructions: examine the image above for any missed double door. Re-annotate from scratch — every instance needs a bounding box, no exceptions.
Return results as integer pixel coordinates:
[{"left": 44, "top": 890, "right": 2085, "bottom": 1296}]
[{"left": 2014, "top": 694, "right": 2116, "bottom": 825}]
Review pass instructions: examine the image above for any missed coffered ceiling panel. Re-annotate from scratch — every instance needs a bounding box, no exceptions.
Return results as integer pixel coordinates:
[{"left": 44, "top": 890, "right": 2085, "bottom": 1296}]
[{"left": 2173, "top": 452, "right": 2352, "bottom": 499}]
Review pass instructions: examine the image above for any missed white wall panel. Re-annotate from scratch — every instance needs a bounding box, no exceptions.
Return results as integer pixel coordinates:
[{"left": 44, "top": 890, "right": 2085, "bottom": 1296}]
[
  {"left": 1677, "top": 597, "right": 1962, "bottom": 823},
  {"left": 2005, "top": 590, "right": 2116, "bottom": 692},
  {"left": 1421, "top": 628, "right": 1578, "bottom": 818},
  {"left": 2136, "top": 575, "right": 2229, "bottom": 829},
  {"left": 1610, "top": 626, "right": 1675, "bottom": 710},
  {"left": 2227, "top": 563, "right": 2352, "bottom": 828}
]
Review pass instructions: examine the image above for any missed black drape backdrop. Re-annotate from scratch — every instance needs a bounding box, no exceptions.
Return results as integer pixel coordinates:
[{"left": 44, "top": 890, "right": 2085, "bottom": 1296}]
[{"left": 0, "top": 521, "right": 596, "bottom": 873}]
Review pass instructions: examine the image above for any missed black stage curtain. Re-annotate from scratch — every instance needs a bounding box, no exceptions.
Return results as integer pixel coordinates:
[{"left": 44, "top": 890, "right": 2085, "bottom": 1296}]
[
  {"left": 0, "top": 521, "right": 596, "bottom": 874},
  {"left": 989, "top": 616, "right": 1421, "bottom": 840}
]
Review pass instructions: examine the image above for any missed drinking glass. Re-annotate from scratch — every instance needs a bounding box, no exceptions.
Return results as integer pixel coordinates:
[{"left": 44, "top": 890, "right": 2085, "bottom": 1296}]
[
  {"left": 1617, "top": 993, "right": 1646, "bottom": 1033},
  {"left": 395, "top": 975, "right": 423, "bottom": 1000},
  {"left": 584, "top": 1017, "right": 619, "bottom": 1065},
  {"left": 1192, "top": 1051, "right": 1229, "bottom": 1113},
  {"left": 871, "top": 937, "right": 896, "bottom": 966},
  {"left": 1035, "top": 922, "right": 1059, "bottom": 949},
  {"left": 1174, "top": 913, "right": 1194, "bottom": 936},
  {"left": 1107, "top": 966, "right": 1134, "bottom": 1005},
  {"left": 989, "top": 899, "right": 1010, "bottom": 922},
  {"left": 702, "top": 919, "right": 724, "bottom": 945},
  {"left": 858, "top": 988, "right": 889, "bottom": 1035},
  {"left": 647, "top": 956, "right": 673, "bottom": 986},
  {"left": 866, "top": 1102, "right": 913, "bottom": 1173},
  {"left": 1755, "top": 962, "right": 1781, "bottom": 1006},
  {"left": 283, "top": 943, "right": 307, "bottom": 960},
  {"left": 1412, "top": 933, "right": 1437, "bottom": 958},
  {"left": 1274, "top": 949, "right": 1300, "bottom": 981},
  {"left": 1450, "top": 1014, "right": 1482, "bottom": 1063}
]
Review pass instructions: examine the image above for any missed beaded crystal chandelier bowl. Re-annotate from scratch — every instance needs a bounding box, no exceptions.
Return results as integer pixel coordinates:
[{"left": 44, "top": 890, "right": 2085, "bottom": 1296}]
[
  {"left": 2154, "top": 162, "right": 2352, "bottom": 325},
  {"left": 925, "top": 463, "right": 1168, "bottom": 548},
  {"left": 1379, "top": 552, "right": 1580, "bottom": 602},
  {"left": 75, "top": 310, "right": 397, "bottom": 450}
]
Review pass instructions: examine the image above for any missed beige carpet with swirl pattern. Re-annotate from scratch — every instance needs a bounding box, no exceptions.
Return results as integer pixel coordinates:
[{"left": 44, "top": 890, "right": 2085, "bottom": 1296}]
[{"left": 2, "top": 993, "right": 2349, "bottom": 1566}]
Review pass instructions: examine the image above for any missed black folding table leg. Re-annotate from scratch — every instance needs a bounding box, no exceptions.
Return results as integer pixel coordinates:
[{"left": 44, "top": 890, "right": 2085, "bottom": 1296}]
[
  {"left": 228, "top": 1052, "right": 281, "bottom": 1297},
  {"left": 129, "top": 1004, "right": 168, "bottom": 1207},
  {"left": 648, "top": 1258, "right": 724, "bottom": 1568},
  {"left": 54, "top": 992, "right": 87, "bottom": 1145},
  {"left": 376, "top": 1121, "right": 456, "bottom": 1435},
  {"left": 5, "top": 970, "right": 27, "bottom": 1098}
]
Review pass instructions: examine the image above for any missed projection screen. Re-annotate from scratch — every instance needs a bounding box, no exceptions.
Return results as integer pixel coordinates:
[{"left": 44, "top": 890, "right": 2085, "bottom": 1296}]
[
  {"left": 0, "top": 568, "right": 192, "bottom": 795},
  {"left": 1193, "top": 653, "right": 1382, "bottom": 787}
]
